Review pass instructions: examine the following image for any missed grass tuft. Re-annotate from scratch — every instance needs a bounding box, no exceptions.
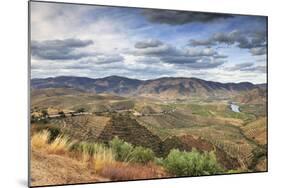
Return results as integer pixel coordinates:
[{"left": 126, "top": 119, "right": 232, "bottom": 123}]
[
  {"left": 92, "top": 144, "right": 115, "bottom": 173},
  {"left": 31, "top": 130, "right": 50, "bottom": 149},
  {"left": 47, "top": 135, "right": 72, "bottom": 155}
]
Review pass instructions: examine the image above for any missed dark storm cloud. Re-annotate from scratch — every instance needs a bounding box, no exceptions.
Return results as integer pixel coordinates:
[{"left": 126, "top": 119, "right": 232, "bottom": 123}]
[
  {"left": 250, "top": 47, "right": 267, "bottom": 56},
  {"left": 189, "top": 30, "right": 267, "bottom": 55},
  {"left": 135, "top": 39, "right": 163, "bottom": 49},
  {"left": 31, "top": 38, "right": 94, "bottom": 60},
  {"left": 164, "top": 55, "right": 225, "bottom": 69},
  {"left": 180, "top": 61, "right": 224, "bottom": 69},
  {"left": 185, "top": 48, "right": 219, "bottom": 57},
  {"left": 32, "top": 53, "right": 124, "bottom": 74},
  {"left": 160, "top": 56, "right": 198, "bottom": 64},
  {"left": 189, "top": 39, "right": 215, "bottom": 47},
  {"left": 132, "top": 41, "right": 179, "bottom": 57},
  {"left": 131, "top": 39, "right": 227, "bottom": 69},
  {"left": 142, "top": 10, "right": 233, "bottom": 25},
  {"left": 80, "top": 54, "right": 124, "bottom": 65},
  {"left": 61, "top": 54, "right": 124, "bottom": 70},
  {"left": 226, "top": 63, "right": 266, "bottom": 73}
]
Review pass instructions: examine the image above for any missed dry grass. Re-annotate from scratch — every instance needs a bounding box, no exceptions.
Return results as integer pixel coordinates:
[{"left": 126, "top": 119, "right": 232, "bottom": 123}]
[
  {"left": 92, "top": 145, "right": 115, "bottom": 173},
  {"left": 31, "top": 130, "right": 168, "bottom": 185},
  {"left": 31, "top": 130, "right": 72, "bottom": 155},
  {"left": 100, "top": 162, "right": 168, "bottom": 181},
  {"left": 255, "top": 157, "right": 267, "bottom": 171},
  {"left": 242, "top": 117, "right": 267, "bottom": 145},
  {"left": 47, "top": 135, "right": 72, "bottom": 155},
  {"left": 31, "top": 149, "right": 109, "bottom": 187},
  {"left": 31, "top": 130, "right": 50, "bottom": 150}
]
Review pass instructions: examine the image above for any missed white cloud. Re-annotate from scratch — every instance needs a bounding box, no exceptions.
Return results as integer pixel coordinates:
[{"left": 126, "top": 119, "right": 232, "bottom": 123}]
[{"left": 30, "top": 2, "right": 267, "bottom": 84}]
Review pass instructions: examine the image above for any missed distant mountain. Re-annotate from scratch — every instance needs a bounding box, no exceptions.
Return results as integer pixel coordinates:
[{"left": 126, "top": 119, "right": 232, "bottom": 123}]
[
  {"left": 256, "top": 83, "right": 267, "bottom": 90},
  {"left": 31, "top": 76, "right": 265, "bottom": 99},
  {"left": 234, "top": 86, "right": 267, "bottom": 104},
  {"left": 31, "top": 76, "right": 142, "bottom": 95}
]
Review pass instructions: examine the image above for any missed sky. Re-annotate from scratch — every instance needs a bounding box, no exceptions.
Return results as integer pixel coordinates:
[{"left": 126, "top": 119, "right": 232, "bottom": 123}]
[{"left": 30, "top": 1, "right": 267, "bottom": 84}]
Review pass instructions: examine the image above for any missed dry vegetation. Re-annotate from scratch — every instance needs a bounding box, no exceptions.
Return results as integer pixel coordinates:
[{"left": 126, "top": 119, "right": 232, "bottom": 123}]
[
  {"left": 30, "top": 89, "right": 267, "bottom": 186},
  {"left": 31, "top": 149, "right": 108, "bottom": 187},
  {"left": 100, "top": 162, "right": 167, "bottom": 180},
  {"left": 242, "top": 117, "right": 267, "bottom": 145},
  {"left": 30, "top": 130, "right": 169, "bottom": 186}
]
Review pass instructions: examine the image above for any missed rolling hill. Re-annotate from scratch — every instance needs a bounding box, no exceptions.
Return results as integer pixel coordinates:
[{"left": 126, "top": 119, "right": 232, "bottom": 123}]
[{"left": 31, "top": 76, "right": 265, "bottom": 99}]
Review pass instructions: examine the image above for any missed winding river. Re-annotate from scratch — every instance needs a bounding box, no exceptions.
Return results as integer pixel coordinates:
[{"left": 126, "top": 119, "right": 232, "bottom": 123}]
[{"left": 230, "top": 103, "right": 240, "bottom": 113}]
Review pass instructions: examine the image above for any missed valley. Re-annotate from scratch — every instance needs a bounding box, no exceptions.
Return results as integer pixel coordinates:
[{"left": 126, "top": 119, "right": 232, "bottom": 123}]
[{"left": 30, "top": 76, "right": 267, "bottom": 185}]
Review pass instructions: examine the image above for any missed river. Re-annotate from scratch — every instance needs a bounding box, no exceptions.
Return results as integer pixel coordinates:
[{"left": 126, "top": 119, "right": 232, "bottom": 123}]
[{"left": 230, "top": 103, "right": 240, "bottom": 113}]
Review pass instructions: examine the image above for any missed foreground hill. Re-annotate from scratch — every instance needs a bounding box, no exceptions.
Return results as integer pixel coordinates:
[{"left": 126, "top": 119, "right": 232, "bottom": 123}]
[{"left": 31, "top": 76, "right": 265, "bottom": 100}]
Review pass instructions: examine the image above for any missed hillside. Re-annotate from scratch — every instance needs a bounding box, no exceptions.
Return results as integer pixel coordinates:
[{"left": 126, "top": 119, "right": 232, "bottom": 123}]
[
  {"left": 30, "top": 75, "right": 267, "bottom": 178},
  {"left": 31, "top": 76, "right": 264, "bottom": 99}
]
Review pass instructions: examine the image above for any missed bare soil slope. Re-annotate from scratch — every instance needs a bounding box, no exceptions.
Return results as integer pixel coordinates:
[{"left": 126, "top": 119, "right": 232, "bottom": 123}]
[{"left": 31, "top": 150, "right": 109, "bottom": 187}]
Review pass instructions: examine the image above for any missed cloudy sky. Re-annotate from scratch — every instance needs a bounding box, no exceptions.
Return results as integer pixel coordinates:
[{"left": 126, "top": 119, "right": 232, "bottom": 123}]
[{"left": 30, "top": 1, "right": 267, "bottom": 84}]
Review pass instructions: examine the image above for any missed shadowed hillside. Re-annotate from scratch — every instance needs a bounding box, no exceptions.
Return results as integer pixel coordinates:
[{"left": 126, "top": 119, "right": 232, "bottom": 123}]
[
  {"left": 31, "top": 76, "right": 264, "bottom": 99},
  {"left": 98, "top": 114, "right": 163, "bottom": 155}
]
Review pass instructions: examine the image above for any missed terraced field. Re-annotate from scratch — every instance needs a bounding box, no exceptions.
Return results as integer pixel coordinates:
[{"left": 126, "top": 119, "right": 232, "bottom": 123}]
[
  {"left": 133, "top": 101, "right": 267, "bottom": 171},
  {"left": 31, "top": 88, "right": 267, "bottom": 172}
]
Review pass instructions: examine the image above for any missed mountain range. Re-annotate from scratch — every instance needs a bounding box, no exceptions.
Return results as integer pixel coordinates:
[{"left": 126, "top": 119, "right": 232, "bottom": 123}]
[{"left": 31, "top": 76, "right": 267, "bottom": 99}]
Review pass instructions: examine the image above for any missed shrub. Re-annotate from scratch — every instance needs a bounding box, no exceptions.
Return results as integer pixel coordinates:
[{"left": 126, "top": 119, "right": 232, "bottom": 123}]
[
  {"left": 58, "top": 111, "right": 66, "bottom": 118},
  {"left": 227, "top": 169, "right": 244, "bottom": 174},
  {"left": 154, "top": 157, "right": 164, "bottom": 166},
  {"left": 109, "top": 137, "right": 134, "bottom": 162},
  {"left": 76, "top": 108, "right": 86, "bottom": 113},
  {"left": 31, "top": 114, "right": 37, "bottom": 123},
  {"left": 130, "top": 146, "right": 155, "bottom": 164},
  {"left": 110, "top": 137, "right": 155, "bottom": 164},
  {"left": 162, "top": 149, "right": 222, "bottom": 176},
  {"left": 47, "top": 126, "right": 61, "bottom": 142},
  {"left": 41, "top": 109, "right": 49, "bottom": 118}
]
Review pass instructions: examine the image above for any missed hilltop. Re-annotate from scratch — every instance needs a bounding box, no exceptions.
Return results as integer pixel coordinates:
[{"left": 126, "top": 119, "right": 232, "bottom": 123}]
[{"left": 31, "top": 76, "right": 266, "bottom": 100}]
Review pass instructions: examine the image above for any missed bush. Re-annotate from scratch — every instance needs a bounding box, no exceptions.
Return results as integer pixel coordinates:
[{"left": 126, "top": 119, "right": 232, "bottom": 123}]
[
  {"left": 76, "top": 108, "right": 86, "bottom": 113},
  {"left": 41, "top": 109, "right": 49, "bottom": 118},
  {"left": 109, "top": 137, "right": 155, "bottom": 164},
  {"left": 130, "top": 146, "right": 155, "bottom": 164},
  {"left": 154, "top": 157, "right": 164, "bottom": 166},
  {"left": 58, "top": 111, "right": 66, "bottom": 118},
  {"left": 162, "top": 149, "right": 222, "bottom": 176},
  {"left": 109, "top": 137, "right": 134, "bottom": 162}
]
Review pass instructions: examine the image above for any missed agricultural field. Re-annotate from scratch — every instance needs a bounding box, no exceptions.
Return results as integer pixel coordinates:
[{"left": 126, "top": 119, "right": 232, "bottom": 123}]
[{"left": 30, "top": 85, "right": 267, "bottom": 186}]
